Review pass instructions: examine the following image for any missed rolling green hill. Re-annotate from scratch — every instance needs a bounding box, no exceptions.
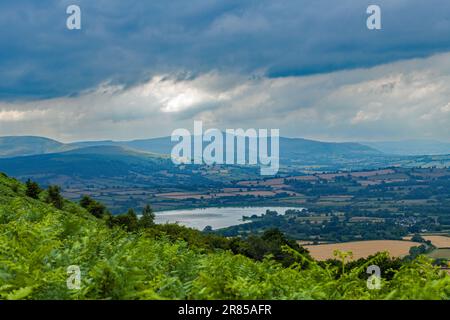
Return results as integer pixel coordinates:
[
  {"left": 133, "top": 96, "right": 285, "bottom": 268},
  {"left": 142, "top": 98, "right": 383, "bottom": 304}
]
[
  {"left": 1, "top": 135, "right": 383, "bottom": 166},
  {"left": 4, "top": 134, "right": 437, "bottom": 174},
  {"left": 0, "top": 136, "right": 74, "bottom": 158},
  {"left": 0, "top": 173, "right": 449, "bottom": 300},
  {"left": 71, "top": 136, "right": 384, "bottom": 162},
  {"left": 361, "top": 140, "right": 450, "bottom": 156},
  {"left": 8, "top": 134, "right": 448, "bottom": 173},
  {"left": 0, "top": 145, "right": 225, "bottom": 213},
  {"left": 0, "top": 145, "right": 172, "bottom": 178}
]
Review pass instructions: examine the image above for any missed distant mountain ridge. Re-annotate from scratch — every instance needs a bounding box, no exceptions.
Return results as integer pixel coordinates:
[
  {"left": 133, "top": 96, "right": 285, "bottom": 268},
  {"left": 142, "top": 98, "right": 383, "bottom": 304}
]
[
  {"left": 0, "top": 136, "right": 74, "bottom": 158},
  {"left": 70, "top": 137, "right": 172, "bottom": 155},
  {"left": 0, "top": 145, "right": 172, "bottom": 180},
  {"left": 0, "top": 135, "right": 383, "bottom": 159},
  {"left": 360, "top": 140, "right": 450, "bottom": 156}
]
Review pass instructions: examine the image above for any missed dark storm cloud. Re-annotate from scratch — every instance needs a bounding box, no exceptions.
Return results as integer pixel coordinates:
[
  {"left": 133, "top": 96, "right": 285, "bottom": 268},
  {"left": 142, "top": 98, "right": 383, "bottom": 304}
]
[{"left": 1, "top": 0, "right": 450, "bottom": 99}]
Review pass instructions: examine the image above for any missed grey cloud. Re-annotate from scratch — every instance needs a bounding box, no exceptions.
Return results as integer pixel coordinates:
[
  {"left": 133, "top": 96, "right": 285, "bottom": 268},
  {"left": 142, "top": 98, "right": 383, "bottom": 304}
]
[
  {"left": 2, "top": 0, "right": 450, "bottom": 99},
  {"left": 1, "top": 53, "right": 450, "bottom": 142}
]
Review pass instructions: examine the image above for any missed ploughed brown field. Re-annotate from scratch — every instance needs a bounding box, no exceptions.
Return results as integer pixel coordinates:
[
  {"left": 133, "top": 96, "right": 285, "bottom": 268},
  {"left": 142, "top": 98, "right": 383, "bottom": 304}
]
[{"left": 304, "top": 240, "right": 421, "bottom": 261}]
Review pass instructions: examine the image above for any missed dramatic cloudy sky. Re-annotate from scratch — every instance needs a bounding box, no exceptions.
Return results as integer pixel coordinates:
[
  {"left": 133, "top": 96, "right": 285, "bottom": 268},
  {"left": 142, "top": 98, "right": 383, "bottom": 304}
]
[{"left": 1, "top": 0, "right": 450, "bottom": 142}]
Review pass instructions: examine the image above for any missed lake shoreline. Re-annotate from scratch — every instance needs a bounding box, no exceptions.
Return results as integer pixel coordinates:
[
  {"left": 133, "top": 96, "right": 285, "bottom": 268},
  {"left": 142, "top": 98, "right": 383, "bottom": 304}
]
[{"left": 152, "top": 206, "right": 304, "bottom": 230}]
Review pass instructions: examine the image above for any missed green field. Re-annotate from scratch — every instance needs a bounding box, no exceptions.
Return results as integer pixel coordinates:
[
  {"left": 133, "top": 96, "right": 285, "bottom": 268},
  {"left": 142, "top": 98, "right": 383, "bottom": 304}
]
[{"left": 427, "top": 249, "right": 450, "bottom": 259}]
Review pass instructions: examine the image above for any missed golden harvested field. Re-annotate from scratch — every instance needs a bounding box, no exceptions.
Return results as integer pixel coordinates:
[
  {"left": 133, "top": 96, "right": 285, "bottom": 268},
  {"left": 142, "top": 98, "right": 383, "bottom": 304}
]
[
  {"left": 422, "top": 235, "right": 450, "bottom": 248},
  {"left": 304, "top": 240, "right": 421, "bottom": 261}
]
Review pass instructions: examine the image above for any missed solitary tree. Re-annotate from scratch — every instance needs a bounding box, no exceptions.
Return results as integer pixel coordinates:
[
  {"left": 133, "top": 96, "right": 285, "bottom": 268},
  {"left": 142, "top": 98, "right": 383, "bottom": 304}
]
[
  {"left": 411, "top": 234, "right": 425, "bottom": 243},
  {"left": 46, "top": 185, "right": 64, "bottom": 209},
  {"left": 89, "top": 202, "right": 107, "bottom": 219},
  {"left": 139, "top": 204, "right": 155, "bottom": 228},
  {"left": 79, "top": 195, "right": 107, "bottom": 218},
  {"left": 111, "top": 208, "right": 139, "bottom": 231},
  {"left": 79, "top": 195, "right": 94, "bottom": 209},
  {"left": 126, "top": 208, "right": 139, "bottom": 231},
  {"left": 25, "top": 179, "right": 41, "bottom": 199},
  {"left": 202, "top": 225, "right": 213, "bottom": 233}
]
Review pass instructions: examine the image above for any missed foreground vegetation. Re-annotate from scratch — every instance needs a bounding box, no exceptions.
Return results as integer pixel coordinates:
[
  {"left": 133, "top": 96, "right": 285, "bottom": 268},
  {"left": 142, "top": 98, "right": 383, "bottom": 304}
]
[{"left": 0, "top": 174, "right": 449, "bottom": 300}]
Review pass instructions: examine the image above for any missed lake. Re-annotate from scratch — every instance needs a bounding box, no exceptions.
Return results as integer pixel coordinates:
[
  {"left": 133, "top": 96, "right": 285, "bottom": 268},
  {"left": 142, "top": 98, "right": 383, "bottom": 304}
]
[{"left": 154, "top": 206, "right": 303, "bottom": 230}]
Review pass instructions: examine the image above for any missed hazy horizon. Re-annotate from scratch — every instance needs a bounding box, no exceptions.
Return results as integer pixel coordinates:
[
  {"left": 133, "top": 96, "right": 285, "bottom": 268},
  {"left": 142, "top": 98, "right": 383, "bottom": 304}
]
[{"left": 2, "top": 132, "right": 450, "bottom": 146}]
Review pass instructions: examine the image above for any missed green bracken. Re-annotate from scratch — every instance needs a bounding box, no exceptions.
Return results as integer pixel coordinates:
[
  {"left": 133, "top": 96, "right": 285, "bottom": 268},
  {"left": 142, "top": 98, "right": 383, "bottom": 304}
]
[{"left": 0, "top": 174, "right": 449, "bottom": 300}]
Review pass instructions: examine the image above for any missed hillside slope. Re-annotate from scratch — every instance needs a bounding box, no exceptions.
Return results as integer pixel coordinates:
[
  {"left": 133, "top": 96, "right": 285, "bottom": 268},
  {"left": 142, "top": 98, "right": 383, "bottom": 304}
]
[
  {"left": 361, "top": 140, "right": 450, "bottom": 156},
  {"left": 0, "top": 136, "right": 73, "bottom": 158},
  {"left": 72, "top": 136, "right": 383, "bottom": 160},
  {"left": 0, "top": 173, "right": 448, "bottom": 300},
  {"left": 0, "top": 145, "right": 172, "bottom": 178},
  {"left": 1, "top": 135, "right": 383, "bottom": 164}
]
